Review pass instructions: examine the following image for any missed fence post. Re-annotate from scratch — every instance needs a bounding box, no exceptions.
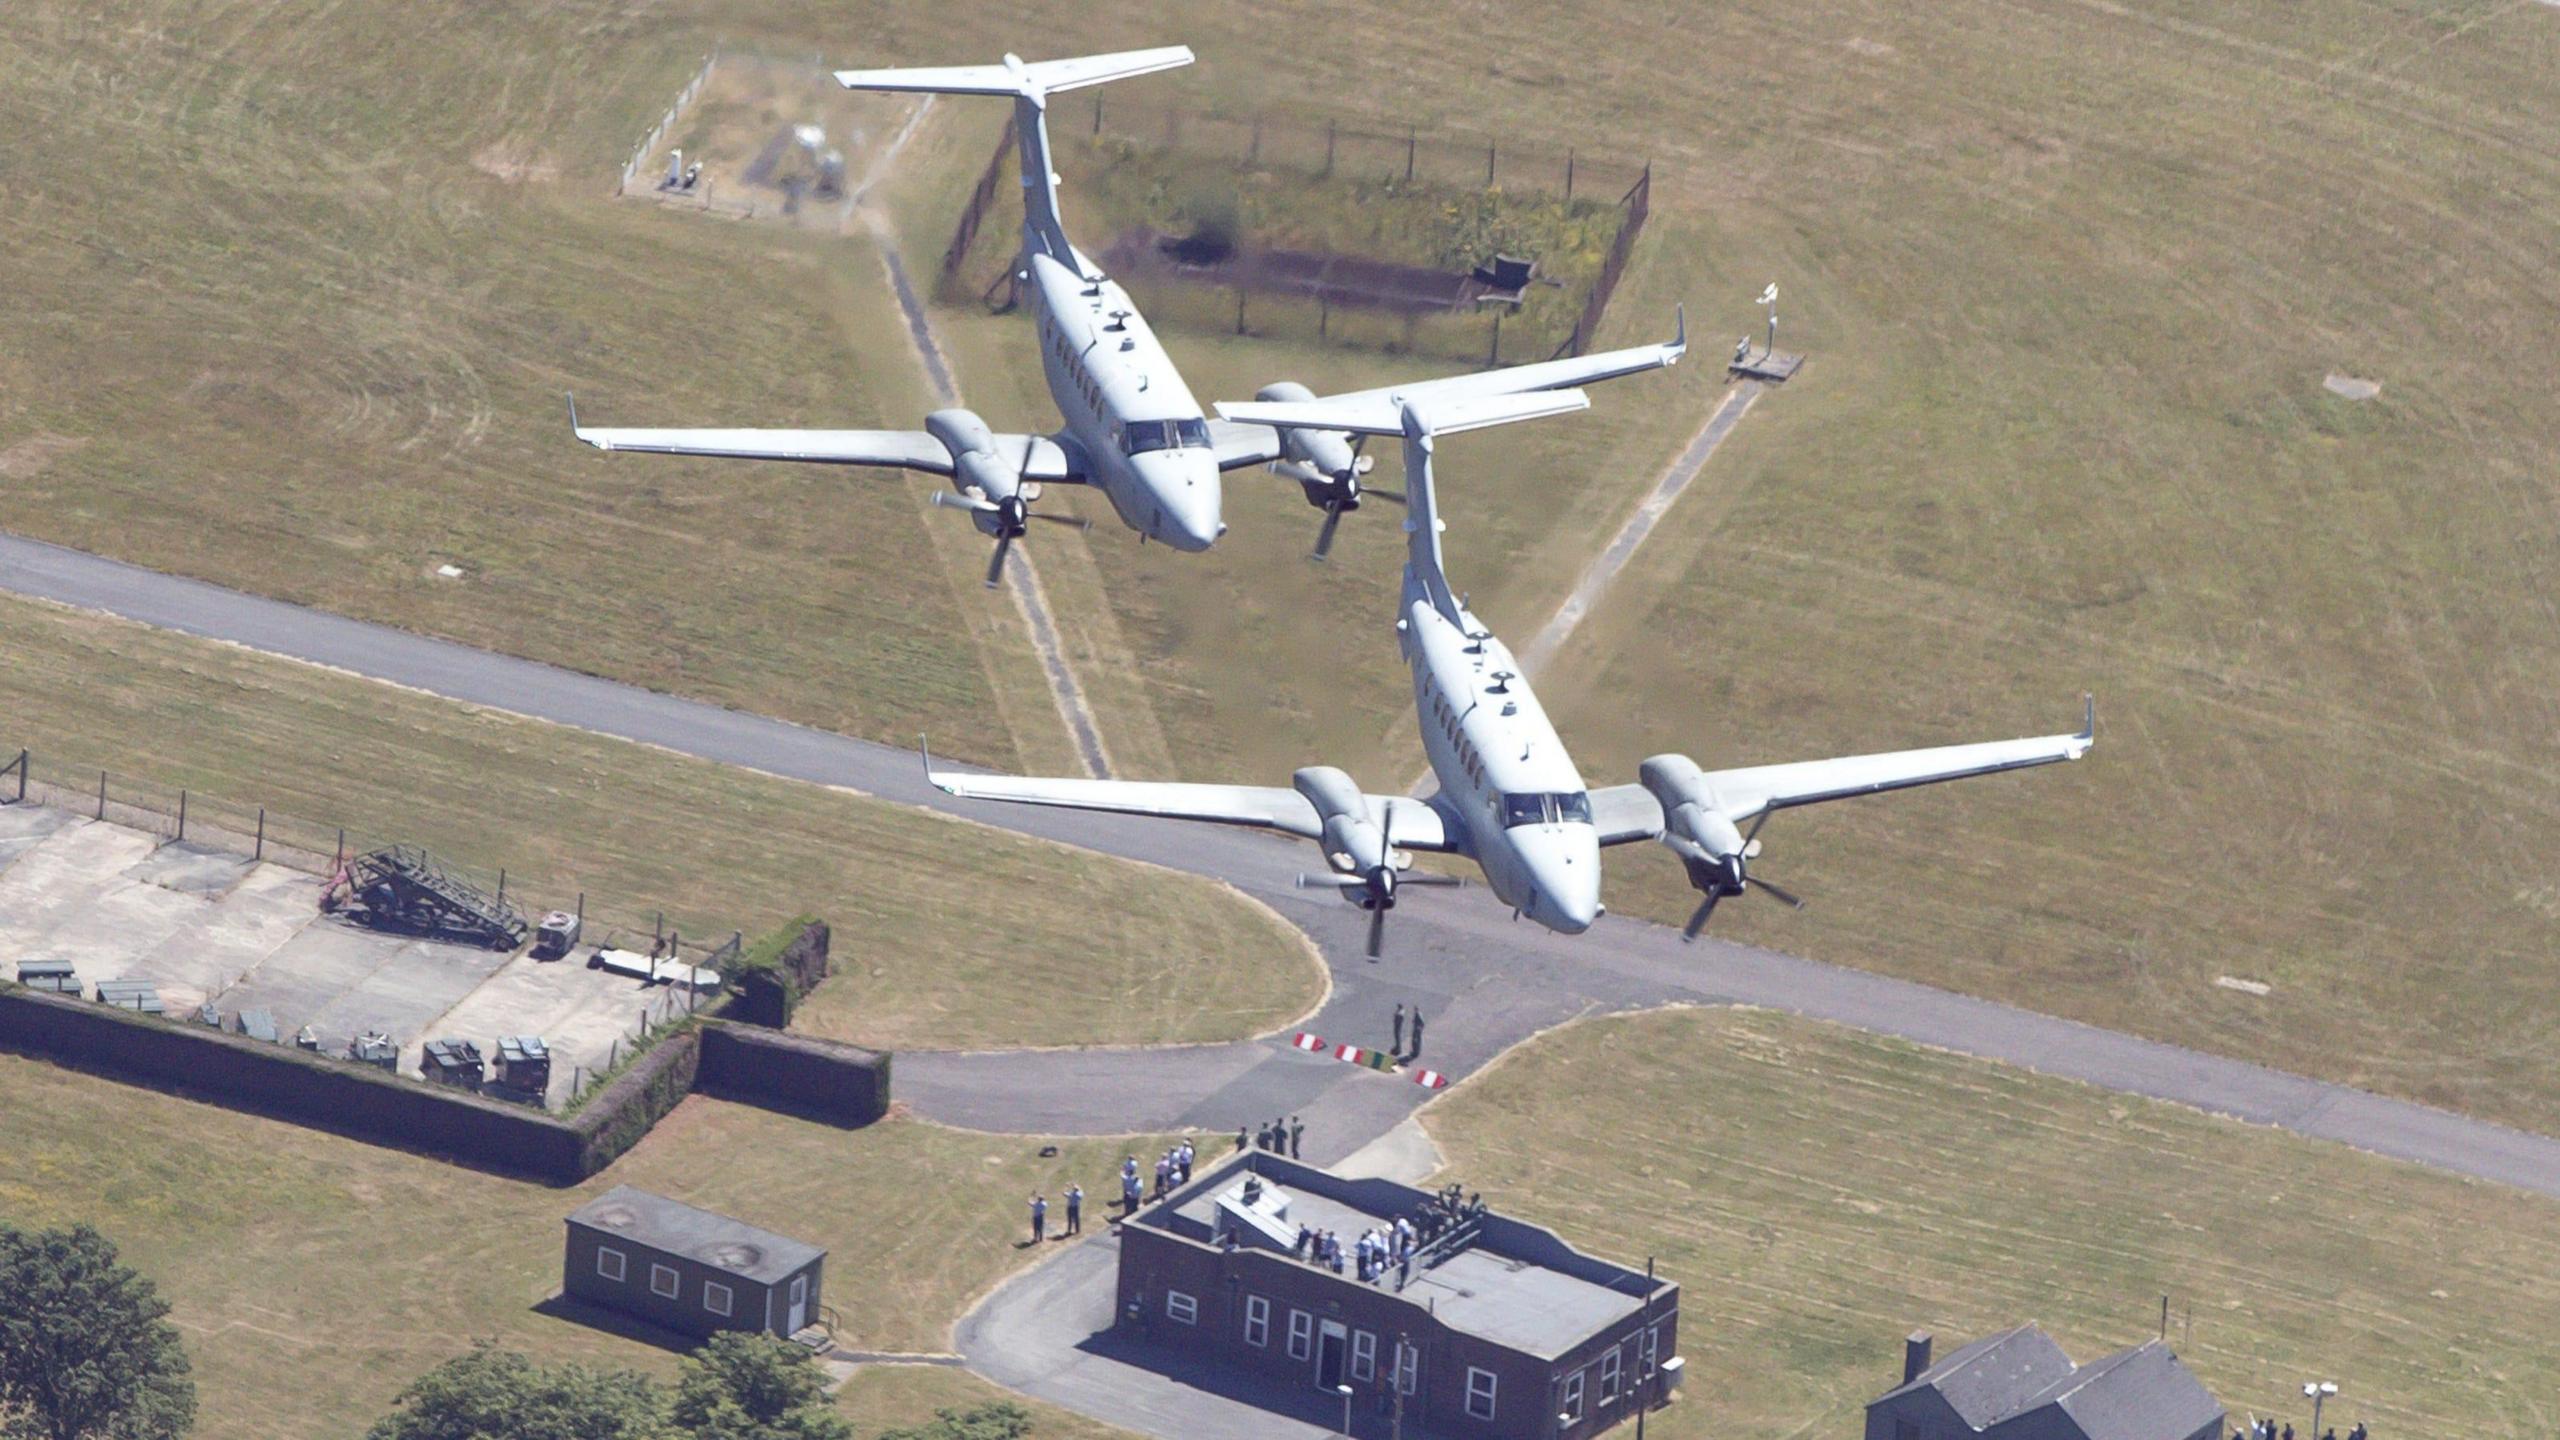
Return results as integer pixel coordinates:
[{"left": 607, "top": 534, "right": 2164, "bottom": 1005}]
[
  {"left": 1235, "top": 290, "right": 1247, "bottom": 335},
  {"left": 1565, "top": 148, "right": 1575, "bottom": 203},
  {"left": 335, "top": 828, "right": 346, "bottom": 869},
  {"left": 1093, "top": 91, "right": 1102, "bottom": 135},
  {"left": 1324, "top": 120, "right": 1336, "bottom": 178},
  {"left": 177, "top": 790, "right": 187, "bottom": 841},
  {"left": 255, "top": 808, "right": 266, "bottom": 861},
  {"left": 98, "top": 770, "right": 107, "bottom": 820},
  {"left": 1488, "top": 309, "right": 1502, "bottom": 367},
  {"left": 496, "top": 869, "right": 506, "bottom": 909},
  {"left": 1486, "top": 142, "right": 1497, "bottom": 187}
]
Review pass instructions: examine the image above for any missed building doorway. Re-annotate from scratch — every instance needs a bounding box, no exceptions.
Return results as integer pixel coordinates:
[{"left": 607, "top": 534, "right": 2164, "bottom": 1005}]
[
  {"left": 1316, "top": 1320, "right": 1348, "bottom": 1389},
  {"left": 786, "top": 1274, "right": 808, "bottom": 1333}
]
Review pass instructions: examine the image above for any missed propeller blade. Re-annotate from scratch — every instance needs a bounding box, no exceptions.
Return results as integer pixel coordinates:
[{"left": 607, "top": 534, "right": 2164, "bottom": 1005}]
[
  {"left": 1366, "top": 487, "right": 1408, "bottom": 505},
  {"left": 1312, "top": 504, "right": 1344, "bottom": 562},
  {"left": 1397, "top": 872, "right": 1464, "bottom": 888},
  {"left": 1028, "top": 510, "right": 1092, "bottom": 530},
  {"left": 1295, "top": 873, "right": 1370, "bottom": 889},
  {"left": 984, "top": 533, "right": 1013, "bottom": 589},
  {"left": 932, "top": 489, "right": 1001, "bottom": 515},
  {"left": 1748, "top": 874, "right": 1806, "bottom": 910},
  {"left": 1744, "top": 810, "right": 1773, "bottom": 845},
  {"left": 1366, "top": 900, "right": 1388, "bottom": 959},
  {"left": 1682, "top": 893, "right": 1719, "bottom": 942}
]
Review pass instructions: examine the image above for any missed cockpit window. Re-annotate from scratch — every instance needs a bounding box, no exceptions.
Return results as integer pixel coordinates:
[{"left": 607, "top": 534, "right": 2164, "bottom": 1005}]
[
  {"left": 1121, "top": 418, "right": 1213, "bottom": 455},
  {"left": 1501, "top": 792, "right": 1594, "bottom": 828}
]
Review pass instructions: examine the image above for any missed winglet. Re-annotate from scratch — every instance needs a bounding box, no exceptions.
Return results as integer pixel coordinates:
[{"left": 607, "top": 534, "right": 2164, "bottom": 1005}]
[
  {"left": 566, "top": 393, "right": 605, "bottom": 451},
  {"left": 1671, "top": 303, "right": 1686, "bottom": 359},
  {"left": 2080, "top": 693, "right": 2096, "bottom": 743},
  {"left": 919, "top": 735, "right": 967, "bottom": 797}
]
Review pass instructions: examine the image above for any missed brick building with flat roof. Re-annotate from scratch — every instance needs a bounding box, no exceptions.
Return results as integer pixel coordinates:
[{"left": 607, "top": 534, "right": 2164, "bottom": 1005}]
[{"left": 1116, "top": 1152, "right": 1680, "bottom": 1439}]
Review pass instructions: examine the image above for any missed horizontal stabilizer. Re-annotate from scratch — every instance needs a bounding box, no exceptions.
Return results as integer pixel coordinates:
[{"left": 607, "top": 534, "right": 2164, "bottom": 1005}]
[
  {"left": 836, "top": 46, "right": 1193, "bottom": 98},
  {"left": 1216, "top": 388, "right": 1590, "bottom": 440}
]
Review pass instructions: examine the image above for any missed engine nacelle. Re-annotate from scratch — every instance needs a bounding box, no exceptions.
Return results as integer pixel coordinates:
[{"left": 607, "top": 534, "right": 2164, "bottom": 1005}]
[
  {"left": 1640, "top": 753, "right": 1747, "bottom": 895},
  {"left": 1257, "top": 382, "right": 1363, "bottom": 505},
  {"left": 927, "top": 408, "right": 1022, "bottom": 533},
  {"left": 1294, "top": 765, "right": 1386, "bottom": 877}
]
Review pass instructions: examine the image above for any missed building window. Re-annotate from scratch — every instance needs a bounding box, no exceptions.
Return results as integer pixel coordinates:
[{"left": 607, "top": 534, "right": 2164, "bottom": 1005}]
[
  {"left": 1562, "top": 1369, "right": 1585, "bottom": 1423},
  {"left": 704, "top": 1282, "right": 732, "bottom": 1318},
  {"left": 595, "top": 1246, "right": 626, "bottom": 1283},
  {"left": 1394, "top": 1340, "right": 1420, "bottom": 1396},
  {"left": 1166, "top": 1291, "right": 1198, "bottom": 1326},
  {"left": 1466, "top": 1366, "right": 1497, "bottom": 1420},
  {"left": 1244, "top": 1295, "right": 1269, "bottom": 1348},
  {"left": 1640, "top": 1324, "right": 1659, "bottom": 1371},
  {"left": 1600, "top": 1344, "right": 1623, "bottom": 1403},
  {"left": 1287, "top": 1309, "right": 1314, "bottom": 1362},
  {"left": 650, "top": 1263, "right": 679, "bottom": 1299},
  {"left": 1351, "top": 1329, "right": 1377, "bottom": 1383}
]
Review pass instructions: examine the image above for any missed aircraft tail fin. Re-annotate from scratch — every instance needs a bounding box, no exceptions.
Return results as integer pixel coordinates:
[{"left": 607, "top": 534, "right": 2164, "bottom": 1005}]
[
  {"left": 1213, "top": 388, "right": 1590, "bottom": 440},
  {"left": 1219, "top": 391, "right": 1588, "bottom": 624},
  {"left": 836, "top": 48, "right": 1192, "bottom": 270}
]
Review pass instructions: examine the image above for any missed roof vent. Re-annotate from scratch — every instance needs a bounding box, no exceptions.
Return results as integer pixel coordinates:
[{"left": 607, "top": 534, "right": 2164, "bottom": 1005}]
[
  {"left": 705, "top": 1242, "right": 766, "bottom": 1270},
  {"left": 591, "top": 1205, "right": 636, "bottom": 1230}
]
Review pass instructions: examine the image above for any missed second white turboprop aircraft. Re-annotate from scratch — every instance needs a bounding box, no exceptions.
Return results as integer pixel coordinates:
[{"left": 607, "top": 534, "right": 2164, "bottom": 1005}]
[
  {"left": 569, "top": 46, "right": 1685, "bottom": 582},
  {"left": 930, "top": 389, "right": 2094, "bottom": 953}
]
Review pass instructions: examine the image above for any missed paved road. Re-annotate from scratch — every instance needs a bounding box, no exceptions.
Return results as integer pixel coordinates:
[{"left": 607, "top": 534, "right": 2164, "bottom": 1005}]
[{"left": 7, "top": 529, "right": 2560, "bottom": 1203}]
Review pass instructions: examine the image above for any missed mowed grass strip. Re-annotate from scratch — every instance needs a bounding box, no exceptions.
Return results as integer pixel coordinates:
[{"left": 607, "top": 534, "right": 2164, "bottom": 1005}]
[
  {"left": 0, "top": 1054, "right": 1159, "bottom": 1440},
  {"left": 1422, "top": 1007, "right": 2560, "bottom": 1439},
  {"left": 0, "top": 594, "right": 1318, "bottom": 1050}
]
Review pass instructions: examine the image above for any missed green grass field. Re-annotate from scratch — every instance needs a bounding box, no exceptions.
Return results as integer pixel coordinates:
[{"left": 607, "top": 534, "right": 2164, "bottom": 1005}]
[
  {"left": 8, "top": 0, "right": 2560, "bottom": 1138},
  {"left": 0, "top": 593, "right": 1319, "bottom": 1050},
  {"left": 0, "top": 1051, "right": 1157, "bottom": 1440},
  {"left": 1422, "top": 1007, "right": 2560, "bottom": 1439}
]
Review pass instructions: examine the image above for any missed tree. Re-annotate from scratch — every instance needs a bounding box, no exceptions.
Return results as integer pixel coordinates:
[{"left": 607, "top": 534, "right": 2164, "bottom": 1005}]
[
  {"left": 0, "top": 1223, "right": 195, "bottom": 1440},
  {"left": 671, "top": 1334, "right": 848, "bottom": 1440},
  {"left": 364, "top": 1342, "right": 668, "bottom": 1440},
  {"left": 873, "top": 1402, "right": 1032, "bottom": 1440}
]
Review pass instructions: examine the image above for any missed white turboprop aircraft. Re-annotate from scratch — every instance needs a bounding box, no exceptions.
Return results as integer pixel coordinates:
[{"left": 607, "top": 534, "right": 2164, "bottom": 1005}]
[
  {"left": 930, "top": 389, "right": 2094, "bottom": 954},
  {"left": 568, "top": 46, "right": 1686, "bottom": 582}
]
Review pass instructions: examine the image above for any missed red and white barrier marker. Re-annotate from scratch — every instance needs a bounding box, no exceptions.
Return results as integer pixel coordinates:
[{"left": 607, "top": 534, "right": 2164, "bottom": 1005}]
[{"left": 1290, "top": 1031, "right": 1446, "bottom": 1086}]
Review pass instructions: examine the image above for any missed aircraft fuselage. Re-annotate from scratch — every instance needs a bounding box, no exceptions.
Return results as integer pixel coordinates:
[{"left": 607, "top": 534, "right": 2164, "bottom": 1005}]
[
  {"left": 1026, "top": 251, "right": 1223, "bottom": 550},
  {"left": 1400, "top": 580, "right": 1602, "bottom": 934}
]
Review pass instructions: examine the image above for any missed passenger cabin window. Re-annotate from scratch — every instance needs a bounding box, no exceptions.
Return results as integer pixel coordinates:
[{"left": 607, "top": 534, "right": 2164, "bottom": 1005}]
[
  {"left": 1501, "top": 792, "right": 1595, "bottom": 828},
  {"left": 1120, "top": 418, "right": 1212, "bottom": 455}
]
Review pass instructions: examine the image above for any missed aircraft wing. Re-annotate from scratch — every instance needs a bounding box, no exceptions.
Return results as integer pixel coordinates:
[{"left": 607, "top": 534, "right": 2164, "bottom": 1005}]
[
  {"left": 1323, "top": 311, "right": 1685, "bottom": 412},
  {"left": 568, "top": 402, "right": 1080, "bottom": 480},
  {"left": 1587, "top": 786, "right": 1668, "bottom": 846},
  {"left": 928, "top": 767, "right": 1456, "bottom": 851},
  {"left": 1590, "top": 701, "right": 2095, "bottom": 839},
  {"left": 1209, "top": 309, "right": 1683, "bottom": 471}
]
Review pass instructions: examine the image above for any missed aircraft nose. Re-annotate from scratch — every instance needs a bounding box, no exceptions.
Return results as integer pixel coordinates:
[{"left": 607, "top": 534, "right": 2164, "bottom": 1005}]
[
  {"left": 1522, "top": 828, "right": 1602, "bottom": 934},
  {"left": 1143, "top": 454, "right": 1223, "bottom": 551}
]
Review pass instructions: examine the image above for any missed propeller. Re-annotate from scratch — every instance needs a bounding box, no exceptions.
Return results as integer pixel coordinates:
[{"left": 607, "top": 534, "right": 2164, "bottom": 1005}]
[
  {"left": 1289, "top": 806, "right": 1461, "bottom": 957},
  {"left": 1304, "top": 437, "right": 1404, "bottom": 562},
  {"left": 1680, "top": 810, "right": 1804, "bottom": 942},
  {"left": 933, "top": 489, "right": 1091, "bottom": 587}
]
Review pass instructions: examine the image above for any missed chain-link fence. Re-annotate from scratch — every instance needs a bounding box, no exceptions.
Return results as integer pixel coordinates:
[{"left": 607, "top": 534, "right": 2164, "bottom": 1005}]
[{"left": 942, "top": 102, "right": 1654, "bottom": 365}]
